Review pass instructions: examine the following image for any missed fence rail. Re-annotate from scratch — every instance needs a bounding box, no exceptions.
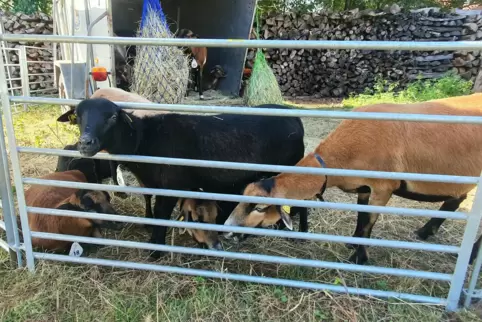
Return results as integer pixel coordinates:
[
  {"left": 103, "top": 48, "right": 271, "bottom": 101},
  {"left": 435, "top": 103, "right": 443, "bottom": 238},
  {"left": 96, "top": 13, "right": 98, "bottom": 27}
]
[
  {"left": 0, "top": 44, "right": 57, "bottom": 112},
  {"left": 0, "top": 33, "right": 481, "bottom": 313},
  {"left": 34, "top": 252, "right": 448, "bottom": 305},
  {"left": 23, "top": 177, "right": 468, "bottom": 221},
  {"left": 4, "top": 34, "right": 482, "bottom": 51}
]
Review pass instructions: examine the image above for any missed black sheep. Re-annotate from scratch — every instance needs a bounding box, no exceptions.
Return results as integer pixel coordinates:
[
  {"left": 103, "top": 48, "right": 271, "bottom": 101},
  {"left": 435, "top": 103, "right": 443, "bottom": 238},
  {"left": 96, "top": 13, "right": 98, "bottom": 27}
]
[{"left": 57, "top": 98, "right": 306, "bottom": 259}]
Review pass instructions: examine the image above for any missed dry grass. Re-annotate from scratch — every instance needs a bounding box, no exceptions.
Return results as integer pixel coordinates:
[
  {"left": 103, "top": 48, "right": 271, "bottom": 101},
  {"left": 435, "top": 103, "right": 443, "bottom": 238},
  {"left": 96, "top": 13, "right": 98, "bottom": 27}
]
[{"left": 1, "top": 101, "right": 482, "bottom": 321}]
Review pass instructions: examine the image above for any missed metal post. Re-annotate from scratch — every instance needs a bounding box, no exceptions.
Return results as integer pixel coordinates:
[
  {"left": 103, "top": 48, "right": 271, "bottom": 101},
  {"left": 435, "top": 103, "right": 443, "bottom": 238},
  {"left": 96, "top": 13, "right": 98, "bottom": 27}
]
[
  {"left": 0, "top": 99, "right": 22, "bottom": 268},
  {"left": 446, "top": 172, "right": 482, "bottom": 311},
  {"left": 84, "top": 11, "right": 108, "bottom": 97},
  {"left": 52, "top": 0, "right": 58, "bottom": 86},
  {"left": 70, "top": 0, "right": 75, "bottom": 99},
  {"left": 0, "top": 47, "right": 35, "bottom": 272},
  {"left": 19, "top": 46, "right": 30, "bottom": 111}
]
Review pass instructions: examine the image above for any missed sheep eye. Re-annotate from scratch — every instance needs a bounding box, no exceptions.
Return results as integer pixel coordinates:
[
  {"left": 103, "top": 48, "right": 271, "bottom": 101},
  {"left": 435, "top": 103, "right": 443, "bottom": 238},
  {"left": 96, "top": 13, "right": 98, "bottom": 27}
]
[
  {"left": 254, "top": 205, "right": 269, "bottom": 213},
  {"left": 110, "top": 114, "right": 117, "bottom": 121}
]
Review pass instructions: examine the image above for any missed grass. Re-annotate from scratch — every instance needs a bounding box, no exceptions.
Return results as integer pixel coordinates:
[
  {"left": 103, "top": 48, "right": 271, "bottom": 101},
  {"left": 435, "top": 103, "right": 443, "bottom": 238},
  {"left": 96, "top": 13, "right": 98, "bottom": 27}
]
[
  {"left": 342, "top": 73, "right": 473, "bottom": 108},
  {"left": 4, "top": 257, "right": 479, "bottom": 322},
  {"left": 1, "top": 83, "right": 482, "bottom": 321},
  {"left": 7, "top": 104, "right": 79, "bottom": 149}
]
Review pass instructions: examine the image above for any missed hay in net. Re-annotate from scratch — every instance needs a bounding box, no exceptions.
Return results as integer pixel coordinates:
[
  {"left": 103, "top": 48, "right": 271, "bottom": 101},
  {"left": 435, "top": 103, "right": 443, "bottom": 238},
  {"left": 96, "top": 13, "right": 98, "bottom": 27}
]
[
  {"left": 243, "top": 49, "right": 284, "bottom": 106},
  {"left": 130, "top": 5, "right": 190, "bottom": 104}
]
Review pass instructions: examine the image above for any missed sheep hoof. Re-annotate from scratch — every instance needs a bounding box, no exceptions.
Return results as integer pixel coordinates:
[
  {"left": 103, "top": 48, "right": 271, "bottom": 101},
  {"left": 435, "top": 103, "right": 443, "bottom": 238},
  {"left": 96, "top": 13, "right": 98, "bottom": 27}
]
[
  {"left": 147, "top": 249, "right": 165, "bottom": 261},
  {"left": 348, "top": 251, "right": 368, "bottom": 265},
  {"left": 114, "top": 191, "right": 128, "bottom": 199},
  {"left": 414, "top": 228, "right": 432, "bottom": 241},
  {"left": 345, "top": 243, "right": 358, "bottom": 249}
]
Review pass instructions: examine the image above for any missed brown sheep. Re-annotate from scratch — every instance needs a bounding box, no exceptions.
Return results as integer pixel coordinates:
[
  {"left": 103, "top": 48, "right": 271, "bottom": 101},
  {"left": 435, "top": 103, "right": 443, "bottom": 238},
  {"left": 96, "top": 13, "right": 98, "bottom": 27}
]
[
  {"left": 26, "top": 170, "right": 117, "bottom": 253},
  {"left": 223, "top": 93, "right": 482, "bottom": 265},
  {"left": 176, "top": 29, "right": 208, "bottom": 99},
  {"left": 176, "top": 198, "right": 222, "bottom": 250},
  {"left": 176, "top": 196, "right": 300, "bottom": 250}
]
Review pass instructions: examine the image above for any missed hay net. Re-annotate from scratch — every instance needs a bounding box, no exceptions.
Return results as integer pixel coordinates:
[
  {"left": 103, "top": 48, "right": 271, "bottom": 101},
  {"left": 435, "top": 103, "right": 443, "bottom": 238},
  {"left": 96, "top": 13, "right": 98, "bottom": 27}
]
[
  {"left": 244, "top": 11, "right": 283, "bottom": 107},
  {"left": 130, "top": 0, "right": 190, "bottom": 104},
  {"left": 244, "top": 49, "right": 284, "bottom": 106}
]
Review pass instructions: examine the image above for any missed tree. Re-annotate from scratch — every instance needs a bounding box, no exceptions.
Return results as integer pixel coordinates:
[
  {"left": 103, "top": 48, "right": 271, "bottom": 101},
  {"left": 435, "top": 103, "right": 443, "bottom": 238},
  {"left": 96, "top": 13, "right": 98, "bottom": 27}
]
[{"left": 1, "top": 0, "right": 51, "bottom": 14}]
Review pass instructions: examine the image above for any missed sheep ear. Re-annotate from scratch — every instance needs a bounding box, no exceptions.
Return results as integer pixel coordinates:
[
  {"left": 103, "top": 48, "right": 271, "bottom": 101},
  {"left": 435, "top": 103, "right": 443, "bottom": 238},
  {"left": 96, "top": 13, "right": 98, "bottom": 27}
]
[
  {"left": 176, "top": 210, "right": 189, "bottom": 235},
  {"left": 120, "top": 110, "right": 134, "bottom": 129},
  {"left": 279, "top": 205, "right": 293, "bottom": 231},
  {"left": 57, "top": 109, "right": 75, "bottom": 123}
]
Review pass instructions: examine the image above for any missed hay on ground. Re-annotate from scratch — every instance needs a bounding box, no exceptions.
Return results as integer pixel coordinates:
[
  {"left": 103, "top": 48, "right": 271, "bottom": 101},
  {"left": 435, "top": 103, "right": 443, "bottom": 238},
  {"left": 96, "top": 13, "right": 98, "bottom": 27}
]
[{"left": 130, "top": 8, "right": 190, "bottom": 104}]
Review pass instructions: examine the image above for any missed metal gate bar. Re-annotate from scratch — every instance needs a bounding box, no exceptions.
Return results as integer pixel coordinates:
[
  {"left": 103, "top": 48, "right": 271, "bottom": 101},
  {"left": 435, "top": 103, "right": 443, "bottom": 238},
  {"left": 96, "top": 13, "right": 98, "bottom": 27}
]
[
  {"left": 23, "top": 178, "right": 468, "bottom": 222},
  {"left": 30, "top": 231, "right": 452, "bottom": 281},
  {"left": 27, "top": 205, "right": 460, "bottom": 253},
  {"left": 4, "top": 34, "right": 482, "bottom": 51},
  {"left": 0, "top": 93, "right": 22, "bottom": 267},
  {"left": 0, "top": 33, "right": 481, "bottom": 312},
  {"left": 34, "top": 252, "right": 447, "bottom": 305},
  {"left": 10, "top": 96, "right": 482, "bottom": 126}
]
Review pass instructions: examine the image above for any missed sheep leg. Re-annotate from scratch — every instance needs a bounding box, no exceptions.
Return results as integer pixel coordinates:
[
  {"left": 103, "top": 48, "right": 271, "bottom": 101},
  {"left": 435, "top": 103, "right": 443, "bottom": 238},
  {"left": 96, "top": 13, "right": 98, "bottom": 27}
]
[
  {"left": 297, "top": 207, "right": 309, "bottom": 232},
  {"left": 348, "top": 191, "right": 392, "bottom": 265},
  {"left": 415, "top": 195, "right": 466, "bottom": 240},
  {"left": 144, "top": 194, "right": 153, "bottom": 218},
  {"left": 110, "top": 160, "right": 128, "bottom": 199},
  {"left": 470, "top": 234, "right": 482, "bottom": 264},
  {"left": 198, "top": 66, "right": 204, "bottom": 99},
  {"left": 148, "top": 196, "right": 178, "bottom": 260},
  {"left": 346, "top": 192, "right": 370, "bottom": 249},
  {"left": 141, "top": 194, "right": 154, "bottom": 231},
  {"left": 285, "top": 207, "right": 309, "bottom": 243}
]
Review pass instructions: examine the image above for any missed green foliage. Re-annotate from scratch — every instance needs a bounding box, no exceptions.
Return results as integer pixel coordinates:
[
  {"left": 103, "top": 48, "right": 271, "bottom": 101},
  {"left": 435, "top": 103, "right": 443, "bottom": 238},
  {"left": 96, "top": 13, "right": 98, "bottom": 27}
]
[
  {"left": 1, "top": 0, "right": 51, "bottom": 14},
  {"left": 342, "top": 73, "right": 473, "bottom": 108},
  {"left": 10, "top": 105, "right": 79, "bottom": 149},
  {"left": 0, "top": 0, "right": 13, "bottom": 11}
]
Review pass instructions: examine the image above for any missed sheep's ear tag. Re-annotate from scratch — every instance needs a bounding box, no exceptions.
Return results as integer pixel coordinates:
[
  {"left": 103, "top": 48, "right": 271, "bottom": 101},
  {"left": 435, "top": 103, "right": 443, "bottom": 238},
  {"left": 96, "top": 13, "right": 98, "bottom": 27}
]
[
  {"left": 191, "top": 59, "right": 198, "bottom": 69},
  {"left": 116, "top": 165, "right": 126, "bottom": 187},
  {"left": 281, "top": 205, "right": 291, "bottom": 215},
  {"left": 69, "top": 242, "right": 83, "bottom": 257},
  {"left": 68, "top": 113, "right": 77, "bottom": 125},
  {"left": 280, "top": 206, "right": 293, "bottom": 231}
]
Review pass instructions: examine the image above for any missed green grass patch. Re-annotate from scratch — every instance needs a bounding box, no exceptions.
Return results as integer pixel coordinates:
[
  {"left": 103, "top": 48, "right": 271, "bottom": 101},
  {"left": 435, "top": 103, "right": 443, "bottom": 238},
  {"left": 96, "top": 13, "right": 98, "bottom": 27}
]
[
  {"left": 7, "top": 104, "right": 78, "bottom": 149},
  {"left": 342, "top": 73, "right": 473, "bottom": 108}
]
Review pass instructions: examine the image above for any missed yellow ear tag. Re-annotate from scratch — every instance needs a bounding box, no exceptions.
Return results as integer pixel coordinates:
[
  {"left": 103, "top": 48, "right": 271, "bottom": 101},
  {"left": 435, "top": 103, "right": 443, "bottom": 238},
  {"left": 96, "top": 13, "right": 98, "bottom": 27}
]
[
  {"left": 177, "top": 215, "right": 184, "bottom": 222},
  {"left": 281, "top": 205, "right": 291, "bottom": 214},
  {"left": 68, "top": 113, "right": 77, "bottom": 125}
]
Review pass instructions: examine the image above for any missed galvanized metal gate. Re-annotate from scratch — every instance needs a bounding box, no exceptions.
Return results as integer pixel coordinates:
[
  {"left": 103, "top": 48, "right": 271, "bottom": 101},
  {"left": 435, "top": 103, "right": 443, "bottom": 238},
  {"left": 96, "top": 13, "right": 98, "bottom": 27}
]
[{"left": 1, "top": 33, "right": 482, "bottom": 312}]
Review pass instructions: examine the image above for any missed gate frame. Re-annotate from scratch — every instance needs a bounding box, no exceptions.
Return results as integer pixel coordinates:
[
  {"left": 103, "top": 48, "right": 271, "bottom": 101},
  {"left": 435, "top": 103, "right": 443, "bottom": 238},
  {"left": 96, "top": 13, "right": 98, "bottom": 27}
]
[{"left": 1, "top": 33, "right": 482, "bottom": 312}]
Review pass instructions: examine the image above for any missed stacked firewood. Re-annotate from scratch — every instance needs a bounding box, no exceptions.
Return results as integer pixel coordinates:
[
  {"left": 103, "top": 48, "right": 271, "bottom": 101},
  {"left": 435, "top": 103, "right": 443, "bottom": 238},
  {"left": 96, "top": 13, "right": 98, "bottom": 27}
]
[
  {"left": 1, "top": 11, "right": 56, "bottom": 94},
  {"left": 245, "top": 6, "right": 482, "bottom": 97}
]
